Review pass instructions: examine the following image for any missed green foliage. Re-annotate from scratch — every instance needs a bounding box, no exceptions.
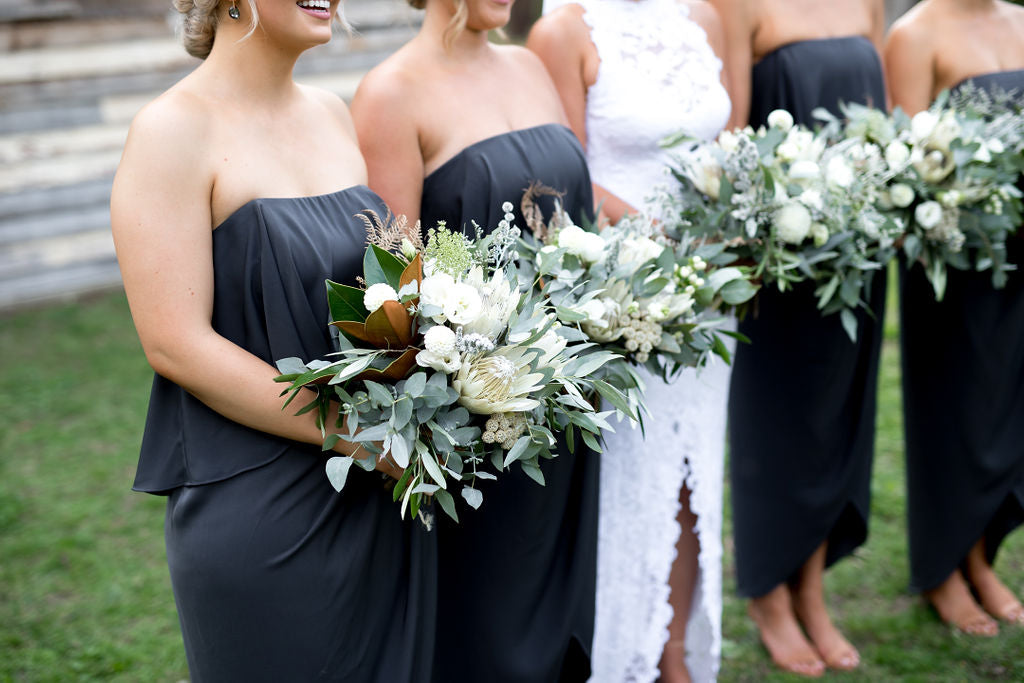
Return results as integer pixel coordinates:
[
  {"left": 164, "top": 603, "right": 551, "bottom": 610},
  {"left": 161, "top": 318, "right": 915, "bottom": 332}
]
[{"left": 0, "top": 289, "right": 1021, "bottom": 679}]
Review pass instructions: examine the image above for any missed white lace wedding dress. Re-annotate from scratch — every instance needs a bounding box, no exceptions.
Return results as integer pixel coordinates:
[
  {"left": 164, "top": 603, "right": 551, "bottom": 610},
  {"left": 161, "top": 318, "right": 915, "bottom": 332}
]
[{"left": 541, "top": 1, "right": 733, "bottom": 681}]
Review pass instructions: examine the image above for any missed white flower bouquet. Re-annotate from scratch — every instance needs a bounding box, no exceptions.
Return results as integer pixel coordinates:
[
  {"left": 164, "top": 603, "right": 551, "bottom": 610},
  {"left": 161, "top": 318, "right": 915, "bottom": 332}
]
[
  {"left": 516, "top": 186, "right": 757, "bottom": 386},
  {"left": 831, "top": 90, "right": 1024, "bottom": 299},
  {"left": 275, "top": 211, "right": 632, "bottom": 524},
  {"left": 662, "top": 111, "right": 902, "bottom": 340}
]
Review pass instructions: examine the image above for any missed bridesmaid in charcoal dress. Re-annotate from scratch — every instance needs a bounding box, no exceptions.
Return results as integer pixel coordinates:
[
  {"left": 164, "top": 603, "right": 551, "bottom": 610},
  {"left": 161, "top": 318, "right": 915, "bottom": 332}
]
[
  {"left": 713, "top": 0, "right": 886, "bottom": 675},
  {"left": 352, "top": 1, "right": 598, "bottom": 681},
  {"left": 885, "top": 0, "right": 1024, "bottom": 635},
  {"left": 111, "top": 1, "right": 435, "bottom": 680}
]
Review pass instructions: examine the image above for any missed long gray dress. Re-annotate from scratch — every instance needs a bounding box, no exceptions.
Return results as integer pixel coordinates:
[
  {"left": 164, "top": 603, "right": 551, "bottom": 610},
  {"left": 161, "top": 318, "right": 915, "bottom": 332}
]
[
  {"left": 133, "top": 186, "right": 437, "bottom": 681},
  {"left": 900, "top": 70, "right": 1024, "bottom": 592},
  {"left": 420, "top": 124, "right": 600, "bottom": 683},
  {"left": 728, "top": 37, "right": 888, "bottom": 598}
]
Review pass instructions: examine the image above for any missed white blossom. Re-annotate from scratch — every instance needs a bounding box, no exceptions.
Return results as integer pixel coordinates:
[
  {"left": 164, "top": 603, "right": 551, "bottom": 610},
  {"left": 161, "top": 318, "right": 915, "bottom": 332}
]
[
  {"left": 774, "top": 201, "right": 812, "bottom": 244},
  {"left": 767, "top": 109, "right": 795, "bottom": 132},
  {"left": 914, "top": 200, "right": 944, "bottom": 230},
  {"left": 890, "top": 183, "right": 915, "bottom": 208},
  {"left": 363, "top": 283, "right": 399, "bottom": 313}
]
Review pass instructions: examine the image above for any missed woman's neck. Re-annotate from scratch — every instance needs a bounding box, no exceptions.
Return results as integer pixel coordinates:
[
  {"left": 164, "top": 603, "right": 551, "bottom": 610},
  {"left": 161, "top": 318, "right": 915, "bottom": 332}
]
[
  {"left": 202, "top": 25, "right": 303, "bottom": 103},
  {"left": 419, "top": 5, "right": 495, "bottom": 62}
]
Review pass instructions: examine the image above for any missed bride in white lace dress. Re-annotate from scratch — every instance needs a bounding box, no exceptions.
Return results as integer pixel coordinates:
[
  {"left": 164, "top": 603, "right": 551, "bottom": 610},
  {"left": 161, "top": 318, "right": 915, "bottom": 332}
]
[{"left": 528, "top": 2, "right": 733, "bottom": 681}]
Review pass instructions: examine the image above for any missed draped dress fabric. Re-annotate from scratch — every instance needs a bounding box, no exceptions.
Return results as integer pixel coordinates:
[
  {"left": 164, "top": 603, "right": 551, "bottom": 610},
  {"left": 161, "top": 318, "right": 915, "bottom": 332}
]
[
  {"left": 728, "top": 37, "right": 888, "bottom": 598},
  {"left": 133, "top": 186, "right": 437, "bottom": 682},
  {"left": 550, "top": 1, "right": 733, "bottom": 680},
  {"left": 899, "top": 69, "right": 1024, "bottom": 593},
  {"left": 420, "top": 124, "right": 600, "bottom": 683}
]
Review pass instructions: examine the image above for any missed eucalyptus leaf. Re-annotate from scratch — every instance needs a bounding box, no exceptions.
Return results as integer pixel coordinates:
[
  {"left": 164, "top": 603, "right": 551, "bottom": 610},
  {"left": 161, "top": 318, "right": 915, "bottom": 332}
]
[
  {"left": 434, "top": 489, "right": 459, "bottom": 522},
  {"left": 404, "top": 372, "right": 427, "bottom": 398},
  {"left": 324, "top": 456, "right": 355, "bottom": 492},
  {"left": 461, "top": 486, "right": 484, "bottom": 510},
  {"left": 389, "top": 435, "right": 411, "bottom": 469}
]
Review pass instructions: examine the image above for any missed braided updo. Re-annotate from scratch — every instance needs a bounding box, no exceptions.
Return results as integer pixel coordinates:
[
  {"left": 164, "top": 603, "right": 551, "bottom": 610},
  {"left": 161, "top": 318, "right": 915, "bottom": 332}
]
[{"left": 173, "top": 0, "right": 259, "bottom": 59}]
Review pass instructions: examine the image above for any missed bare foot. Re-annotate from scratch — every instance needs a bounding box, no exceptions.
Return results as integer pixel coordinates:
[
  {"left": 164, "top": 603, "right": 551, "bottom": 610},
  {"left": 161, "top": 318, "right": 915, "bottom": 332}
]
[
  {"left": 968, "top": 562, "right": 1024, "bottom": 626},
  {"left": 926, "top": 570, "right": 999, "bottom": 636},
  {"left": 748, "top": 587, "right": 825, "bottom": 678},
  {"left": 791, "top": 585, "right": 860, "bottom": 671}
]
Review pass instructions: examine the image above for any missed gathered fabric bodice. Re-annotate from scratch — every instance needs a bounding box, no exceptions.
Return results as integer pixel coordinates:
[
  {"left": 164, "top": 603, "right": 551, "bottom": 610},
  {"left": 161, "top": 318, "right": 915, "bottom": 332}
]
[
  {"left": 750, "top": 36, "right": 886, "bottom": 128},
  {"left": 133, "top": 185, "right": 388, "bottom": 493},
  {"left": 580, "top": 0, "right": 731, "bottom": 210}
]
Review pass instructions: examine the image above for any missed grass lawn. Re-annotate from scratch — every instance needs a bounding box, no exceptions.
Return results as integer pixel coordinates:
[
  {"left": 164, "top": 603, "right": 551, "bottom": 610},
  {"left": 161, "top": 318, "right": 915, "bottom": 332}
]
[{"left": 1, "top": 285, "right": 1022, "bottom": 681}]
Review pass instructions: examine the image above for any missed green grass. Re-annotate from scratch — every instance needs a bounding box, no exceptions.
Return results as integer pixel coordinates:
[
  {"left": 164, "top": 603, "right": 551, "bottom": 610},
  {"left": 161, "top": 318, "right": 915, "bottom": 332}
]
[{"left": 1, "top": 286, "right": 1022, "bottom": 681}]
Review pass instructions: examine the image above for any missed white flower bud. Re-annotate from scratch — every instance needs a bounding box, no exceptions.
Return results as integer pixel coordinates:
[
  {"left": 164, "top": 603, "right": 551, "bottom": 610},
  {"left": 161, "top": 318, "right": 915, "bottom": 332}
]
[
  {"left": 774, "top": 201, "right": 812, "bottom": 245},
  {"left": 890, "top": 183, "right": 915, "bottom": 209},
  {"left": 767, "top": 109, "right": 795, "bottom": 132}
]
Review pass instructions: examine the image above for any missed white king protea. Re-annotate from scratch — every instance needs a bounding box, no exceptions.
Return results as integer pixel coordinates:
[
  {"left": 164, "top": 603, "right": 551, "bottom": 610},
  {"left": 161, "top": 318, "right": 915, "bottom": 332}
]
[{"left": 452, "top": 346, "right": 547, "bottom": 415}]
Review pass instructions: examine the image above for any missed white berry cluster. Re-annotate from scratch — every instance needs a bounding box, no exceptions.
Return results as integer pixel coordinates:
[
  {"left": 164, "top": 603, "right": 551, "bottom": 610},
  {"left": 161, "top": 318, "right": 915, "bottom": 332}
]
[
  {"left": 983, "top": 186, "right": 1012, "bottom": 215},
  {"left": 482, "top": 412, "right": 529, "bottom": 450},
  {"left": 674, "top": 255, "right": 707, "bottom": 296},
  {"left": 621, "top": 304, "right": 662, "bottom": 363}
]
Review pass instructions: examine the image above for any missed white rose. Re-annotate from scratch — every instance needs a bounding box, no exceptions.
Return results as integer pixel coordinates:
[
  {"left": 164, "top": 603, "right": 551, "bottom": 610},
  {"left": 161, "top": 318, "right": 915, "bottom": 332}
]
[
  {"left": 416, "top": 348, "right": 461, "bottom": 374},
  {"left": 825, "top": 156, "right": 855, "bottom": 188},
  {"left": 620, "top": 236, "right": 664, "bottom": 265},
  {"left": 419, "top": 273, "right": 455, "bottom": 308},
  {"left": 885, "top": 141, "right": 911, "bottom": 168},
  {"left": 810, "top": 222, "right": 830, "bottom": 247},
  {"left": 890, "top": 183, "right": 915, "bottom": 208},
  {"left": 718, "top": 129, "right": 741, "bottom": 154},
  {"left": 558, "top": 224, "right": 605, "bottom": 264},
  {"left": 987, "top": 138, "right": 1005, "bottom": 155},
  {"left": 442, "top": 283, "right": 483, "bottom": 326},
  {"left": 931, "top": 112, "right": 962, "bottom": 152},
  {"left": 910, "top": 110, "right": 939, "bottom": 142},
  {"left": 789, "top": 160, "right": 821, "bottom": 181},
  {"left": 767, "top": 109, "right": 795, "bottom": 132},
  {"left": 914, "top": 200, "right": 943, "bottom": 230},
  {"left": 423, "top": 324, "right": 457, "bottom": 356},
  {"left": 363, "top": 283, "right": 399, "bottom": 313},
  {"left": 799, "top": 188, "right": 824, "bottom": 211},
  {"left": 774, "top": 201, "right": 812, "bottom": 244}
]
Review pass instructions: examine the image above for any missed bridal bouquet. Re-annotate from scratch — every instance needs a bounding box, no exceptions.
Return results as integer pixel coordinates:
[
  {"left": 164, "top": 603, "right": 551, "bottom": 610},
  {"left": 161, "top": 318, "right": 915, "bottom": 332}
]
[
  {"left": 829, "top": 90, "right": 1024, "bottom": 299},
  {"left": 515, "top": 186, "right": 757, "bottom": 384},
  {"left": 275, "top": 211, "right": 630, "bottom": 523},
  {"left": 663, "top": 111, "right": 902, "bottom": 340}
]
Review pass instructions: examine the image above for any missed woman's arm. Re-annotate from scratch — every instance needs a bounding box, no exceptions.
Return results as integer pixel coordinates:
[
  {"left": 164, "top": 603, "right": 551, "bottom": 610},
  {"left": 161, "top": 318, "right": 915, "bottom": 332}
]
[
  {"left": 883, "top": 17, "right": 935, "bottom": 114},
  {"left": 351, "top": 66, "right": 425, "bottom": 224},
  {"left": 111, "top": 96, "right": 392, "bottom": 471},
  {"left": 527, "top": 6, "right": 636, "bottom": 225},
  {"left": 709, "top": 0, "right": 754, "bottom": 129}
]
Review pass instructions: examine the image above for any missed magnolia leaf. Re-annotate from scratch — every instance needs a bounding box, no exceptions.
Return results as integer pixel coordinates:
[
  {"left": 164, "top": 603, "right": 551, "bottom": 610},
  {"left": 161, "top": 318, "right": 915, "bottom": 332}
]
[
  {"left": 364, "top": 244, "right": 407, "bottom": 289},
  {"left": 399, "top": 253, "right": 423, "bottom": 294},
  {"left": 353, "top": 347, "right": 420, "bottom": 383},
  {"left": 461, "top": 486, "right": 483, "bottom": 510},
  {"left": 325, "top": 456, "right": 355, "bottom": 492},
  {"left": 326, "top": 281, "right": 369, "bottom": 323}
]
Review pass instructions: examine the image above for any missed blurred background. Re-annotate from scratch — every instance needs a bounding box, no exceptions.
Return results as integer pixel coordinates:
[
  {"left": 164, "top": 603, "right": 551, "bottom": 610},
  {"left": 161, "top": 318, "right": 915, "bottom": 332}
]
[{"left": 1, "top": 1, "right": 1022, "bottom": 681}]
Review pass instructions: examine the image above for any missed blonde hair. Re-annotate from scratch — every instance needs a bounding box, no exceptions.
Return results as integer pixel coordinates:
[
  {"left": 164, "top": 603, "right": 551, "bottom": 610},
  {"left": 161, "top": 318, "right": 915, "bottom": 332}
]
[
  {"left": 173, "top": 0, "right": 259, "bottom": 59},
  {"left": 407, "top": 0, "right": 469, "bottom": 50},
  {"left": 173, "top": 1, "right": 350, "bottom": 59}
]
